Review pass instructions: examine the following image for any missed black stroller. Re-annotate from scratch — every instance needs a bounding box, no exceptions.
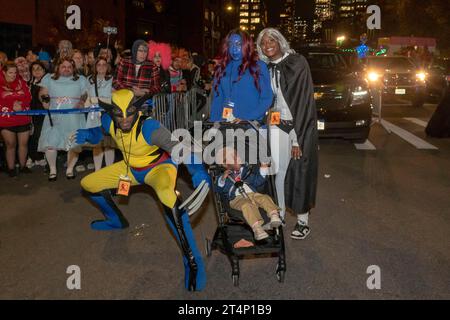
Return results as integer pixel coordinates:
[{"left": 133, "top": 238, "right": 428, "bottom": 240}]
[{"left": 203, "top": 121, "right": 286, "bottom": 286}]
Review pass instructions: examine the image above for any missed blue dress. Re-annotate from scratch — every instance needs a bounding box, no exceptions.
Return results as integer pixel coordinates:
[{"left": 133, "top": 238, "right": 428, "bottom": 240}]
[
  {"left": 85, "top": 77, "right": 115, "bottom": 148},
  {"left": 85, "top": 77, "right": 113, "bottom": 128},
  {"left": 209, "top": 60, "right": 273, "bottom": 121},
  {"left": 38, "top": 74, "right": 88, "bottom": 152}
]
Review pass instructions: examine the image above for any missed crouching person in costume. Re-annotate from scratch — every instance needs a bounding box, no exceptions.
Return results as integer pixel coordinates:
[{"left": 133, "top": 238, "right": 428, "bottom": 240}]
[{"left": 75, "top": 89, "right": 210, "bottom": 291}]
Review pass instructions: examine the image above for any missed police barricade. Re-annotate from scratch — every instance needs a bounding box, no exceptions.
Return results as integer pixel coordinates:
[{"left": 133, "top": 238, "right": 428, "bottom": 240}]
[{"left": 150, "top": 88, "right": 211, "bottom": 131}]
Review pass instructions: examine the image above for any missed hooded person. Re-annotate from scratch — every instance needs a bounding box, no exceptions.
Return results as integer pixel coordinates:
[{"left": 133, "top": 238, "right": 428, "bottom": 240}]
[
  {"left": 113, "top": 39, "right": 161, "bottom": 98},
  {"left": 74, "top": 88, "right": 211, "bottom": 291}
]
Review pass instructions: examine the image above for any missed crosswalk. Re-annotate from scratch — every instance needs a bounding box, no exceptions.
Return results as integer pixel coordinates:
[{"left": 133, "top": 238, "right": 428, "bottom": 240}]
[{"left": 353, "top": 117, "right": 438, "bottom": 150}]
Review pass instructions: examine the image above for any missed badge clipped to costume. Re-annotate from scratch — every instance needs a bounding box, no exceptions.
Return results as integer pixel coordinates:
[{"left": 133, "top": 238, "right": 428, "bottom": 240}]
[
  {"left": 222, "top": 100, "right": 236, "bottom": 122},
  {"left": 270, "top": 111, "right": 281, "bottom": 125},
  {"left": 117, "top": 174, "right": 132, "bottom": 196}
]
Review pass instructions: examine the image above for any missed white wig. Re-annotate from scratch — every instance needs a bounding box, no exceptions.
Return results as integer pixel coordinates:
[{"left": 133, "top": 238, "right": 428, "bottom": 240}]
[{"left": 256, "top": 28, "right": 295, "bottom": 63}]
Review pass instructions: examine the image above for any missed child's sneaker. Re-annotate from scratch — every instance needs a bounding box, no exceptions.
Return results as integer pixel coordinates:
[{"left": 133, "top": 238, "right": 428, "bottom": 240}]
[
  {"left": 269, "top": 213, "right": 282, "bottom": 228},
  {"left": 252, "top": 224, "right": 269, "bottom": 241}
]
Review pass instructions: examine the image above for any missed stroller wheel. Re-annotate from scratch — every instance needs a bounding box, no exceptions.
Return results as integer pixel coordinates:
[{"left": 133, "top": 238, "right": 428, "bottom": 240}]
[
  {"left": 205, "top": 238, "right": 212, "bottom": 257},
  {"left": 276, "top": 270, "right": 285, "bottom": 283},
  {"left": 232, "top": 274, "right": 239, "bottom": 287}
]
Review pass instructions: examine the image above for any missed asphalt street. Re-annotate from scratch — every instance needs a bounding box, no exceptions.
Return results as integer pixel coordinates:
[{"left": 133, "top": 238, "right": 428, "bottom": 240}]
[{"left": 0, "top": 103, "right": 449, "bottom": 300}]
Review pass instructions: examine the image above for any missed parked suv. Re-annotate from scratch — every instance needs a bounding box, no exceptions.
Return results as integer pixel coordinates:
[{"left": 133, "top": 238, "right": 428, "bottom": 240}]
[
  {"left": 297, "top": 46, "right": 373, "bottom": 143},
  {"left": 363, "top": 56, "right": 427, "bottom": 108}
]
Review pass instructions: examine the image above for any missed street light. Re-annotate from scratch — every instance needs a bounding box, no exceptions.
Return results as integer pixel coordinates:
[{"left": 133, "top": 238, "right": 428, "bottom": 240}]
[
  {"left": 336, "top": 35, "right": 346, "bottom": 47},
  {"left": 226, "top": 5, "right": 233, "bottom": 12}
]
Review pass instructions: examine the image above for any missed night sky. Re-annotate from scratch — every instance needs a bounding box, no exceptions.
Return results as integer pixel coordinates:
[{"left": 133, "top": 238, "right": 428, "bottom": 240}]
[{"left": 265, "top": 0, "right": 315, "bottom": 26}]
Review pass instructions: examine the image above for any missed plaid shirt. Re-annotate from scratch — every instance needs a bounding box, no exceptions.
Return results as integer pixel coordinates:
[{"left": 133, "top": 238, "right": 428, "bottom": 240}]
[{"left": 113, "top": 58, "right": 161, "bottom": 95}]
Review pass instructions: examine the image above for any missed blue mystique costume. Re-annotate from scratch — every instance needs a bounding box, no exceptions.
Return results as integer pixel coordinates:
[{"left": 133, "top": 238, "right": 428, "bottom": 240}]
[{"left": 209, "top": 34, "right": 273, "bottom": 122}]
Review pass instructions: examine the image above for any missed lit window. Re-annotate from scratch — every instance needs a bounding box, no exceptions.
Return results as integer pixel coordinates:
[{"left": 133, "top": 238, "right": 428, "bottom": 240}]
[
  {"left": 251, "top": 18, "right": 260, "bottom": 23},
  {"left": 240, "top": 12, "right": 249, "bottom": 16},
  {"left": 240, "top": 18, "right": 249, "bottom": 24}
]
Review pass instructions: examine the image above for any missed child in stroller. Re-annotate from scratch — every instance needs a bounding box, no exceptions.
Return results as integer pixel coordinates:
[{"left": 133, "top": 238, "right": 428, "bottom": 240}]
[{"left": 215, "top": 146, "right": 282, "bottom": 242}]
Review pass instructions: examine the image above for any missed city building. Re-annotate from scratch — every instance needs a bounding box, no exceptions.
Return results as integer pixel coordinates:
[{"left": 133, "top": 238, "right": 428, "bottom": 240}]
[
  {"left": 278, "top": 0, "right": 296, "bottom": 43},
  {"left": 238, "top": 0, "right": 268, "bottom": 39}
]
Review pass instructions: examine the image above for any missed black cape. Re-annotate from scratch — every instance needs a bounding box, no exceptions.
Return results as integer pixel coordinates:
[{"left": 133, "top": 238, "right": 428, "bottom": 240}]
[
  {"left": 425, "top": 88, "right": 450, "bottom": 138},
  {"left": 275, "top": 54, "right": 319, "bottom": 214}
]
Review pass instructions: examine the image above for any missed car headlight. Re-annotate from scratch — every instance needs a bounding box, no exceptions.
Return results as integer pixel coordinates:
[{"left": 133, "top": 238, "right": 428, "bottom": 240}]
[
  {"left": 416, "top": 72, "right": 427, "bottom": 82},
  {"left": 351, "top": 86, "right": 369, "bottom": 105},
  {"left": 367, "top": 71, "right": 381, "bottom": 82}
]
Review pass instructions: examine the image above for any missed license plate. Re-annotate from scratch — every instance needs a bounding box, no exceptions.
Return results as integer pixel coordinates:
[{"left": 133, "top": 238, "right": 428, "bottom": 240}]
[
  {"left": 317, "top": 120, "right": 325, "bottom": 131},
  {"left": 395, "top": 88, "right": 406, "bottom": 95}
]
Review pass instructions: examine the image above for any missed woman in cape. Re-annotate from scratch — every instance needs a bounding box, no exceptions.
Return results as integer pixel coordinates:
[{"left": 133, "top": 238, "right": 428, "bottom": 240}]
[{"left": 256, "top": 28, "right": 319, "bottom": 240}]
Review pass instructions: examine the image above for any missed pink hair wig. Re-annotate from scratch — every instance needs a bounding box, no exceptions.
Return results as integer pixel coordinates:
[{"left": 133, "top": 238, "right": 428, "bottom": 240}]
[{"left": 148, "top": 41, "right": 172, "bottom": 70}]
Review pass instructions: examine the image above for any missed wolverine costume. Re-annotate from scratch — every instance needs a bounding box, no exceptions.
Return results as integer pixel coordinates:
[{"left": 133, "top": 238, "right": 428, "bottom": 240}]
[{"left": 75, "top": 89, "right": 210, "bottom": 291}]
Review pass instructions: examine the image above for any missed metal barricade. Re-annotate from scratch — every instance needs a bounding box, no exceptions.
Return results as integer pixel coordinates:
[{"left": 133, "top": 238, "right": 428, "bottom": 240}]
[{"left": 151, "top": 88, "right": 211, "bottom": 132}]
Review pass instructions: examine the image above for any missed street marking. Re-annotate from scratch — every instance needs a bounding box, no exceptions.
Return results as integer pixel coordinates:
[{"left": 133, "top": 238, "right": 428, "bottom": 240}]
[
  {"left": 403, "top": 117, "right": 428, "bottom": 128},
  {"left": 380, "top": 119, "right": 438, "bottom": 149},
  {"left": 354, "top": 140, "right": 376, "bottom": 150}
]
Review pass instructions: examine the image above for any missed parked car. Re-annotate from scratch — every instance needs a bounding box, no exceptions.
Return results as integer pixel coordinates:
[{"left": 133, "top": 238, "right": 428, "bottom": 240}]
[
  {"left": 297, "top": 46, "right": 373, "bottom": 143},
  {"left": 362, "top": 56, "right": 427, "bottom": 108},
  {"left": 426, "top": 57, "right": 450, "bottom": 102}
]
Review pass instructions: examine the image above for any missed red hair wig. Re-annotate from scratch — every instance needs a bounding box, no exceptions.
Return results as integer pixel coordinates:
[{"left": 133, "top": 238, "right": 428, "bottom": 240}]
[
  {"left": 214, "top": 29, "right": 260, "bottom": 94},
  {"left": 148, "top": 41, "right": 172, "bottom": 70}
]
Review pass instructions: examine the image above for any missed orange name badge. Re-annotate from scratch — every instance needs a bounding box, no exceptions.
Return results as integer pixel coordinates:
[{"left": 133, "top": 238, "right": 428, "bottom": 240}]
[
  {"left": 222, "top": 107, "right": 233, "bottom": 120},
  {"left": 117, "top": 176, "right": 131, "bottom": 196},
  {"left": 270, "top": 111, "right": 281, "bottom": 125}
]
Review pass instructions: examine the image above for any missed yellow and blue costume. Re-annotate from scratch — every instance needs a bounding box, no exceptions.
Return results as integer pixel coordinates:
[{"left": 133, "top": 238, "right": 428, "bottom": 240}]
[{"left": 76, "top": 89, "right": 210, "bottom": 291}]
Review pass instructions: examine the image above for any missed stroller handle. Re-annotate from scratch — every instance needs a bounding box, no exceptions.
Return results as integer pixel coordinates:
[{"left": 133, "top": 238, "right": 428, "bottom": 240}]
[{"left": 203, "top": 120, "right": 266, "bottom": 130}]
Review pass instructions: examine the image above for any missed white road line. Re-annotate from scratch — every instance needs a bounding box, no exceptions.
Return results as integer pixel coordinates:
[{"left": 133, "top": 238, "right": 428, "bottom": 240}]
[
  {"left": 403, "top": 117, "right": 428, "bottom": 128},
  {"left": 380, "top": 119, "right": 438, "bottom": 150},
  {"left": 354, "top": 140, "right": 376, "bottom": 150}
]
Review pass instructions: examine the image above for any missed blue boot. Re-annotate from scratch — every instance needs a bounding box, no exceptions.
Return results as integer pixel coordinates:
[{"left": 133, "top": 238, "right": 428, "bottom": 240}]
[{"left": 87, "top": 191, "right": 129, "bottom": 231}]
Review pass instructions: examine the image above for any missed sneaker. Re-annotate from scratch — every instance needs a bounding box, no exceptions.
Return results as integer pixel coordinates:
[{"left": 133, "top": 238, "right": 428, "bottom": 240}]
[
  {"left": 75, "top": 165, "right": 86, "bottom": 172},
  {"left": 290, "top": 223, "right": 310, "bottom": 240},
  {"left": 35, "top": 159, "right": 47, "bottom": 167},
  {"left": 86, "top": 163, "right": 95, "bottom": 170},
  {"left": 26, "top": 158, "right": 34, "bottom": 169},
  {"left": 269, "top": 213, "right": 282, "bottom": 228},
  {"left": 252, "top": 224, "right": 269, "bottom": 241}
]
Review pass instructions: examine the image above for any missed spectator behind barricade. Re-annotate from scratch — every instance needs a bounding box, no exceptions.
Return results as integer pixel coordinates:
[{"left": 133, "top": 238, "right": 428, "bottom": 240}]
[
  {"left": 113, "top": 39, "right": 160, "bottom": 98},
  {"left": 95, "top": 44, "right": 118, "bottom": 71},
  {"left": 86, "top": 49, "right": 96, "bottom": 72},
  {"left": 57, "top": 40, "right": 73, "bottom": 60},
  {"left": 14, "top": 57, "right": 31, "bottom": 82},
  {"left": 202, "top": 59, "right": 217, "bottom": 92},
  {"left": 26, "top": 48, "right": 39, "bottom": 64},
  {"left": 38, "top": 56, "right": 89, "bottom": 181},
  {"left": 184, "top": 53, "right": 201, "bottom": 90},
  {"left": 38, "top": 49, "right": 52, "bottom": 71},
  {"left": 72, "top": 49, "right": 89, "bottom": 77},
  {"left": 209, "top": 29, "right": 273, "bottom": 123},
  {"left": 0, "top": 62, "right": 32, "bottom": 177},
  {"left": 215, "top": 146, "right": 282, "bottom": 242},
  {"left": 148, "top": 41, "right": 172, "bottom": 93},
  {"left": 169, "top": 54, "right": 186, "bottom": 92},
  {"left": 85, "top": 56, "right": 115, "bottom": 171},
  {"left": 27, "top": 61, "right": 48, "bottom": 168},
  {"left": 0, "top": 51, "right": 8, "bottom": 68}
]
